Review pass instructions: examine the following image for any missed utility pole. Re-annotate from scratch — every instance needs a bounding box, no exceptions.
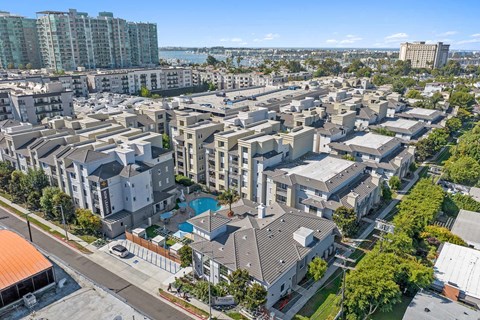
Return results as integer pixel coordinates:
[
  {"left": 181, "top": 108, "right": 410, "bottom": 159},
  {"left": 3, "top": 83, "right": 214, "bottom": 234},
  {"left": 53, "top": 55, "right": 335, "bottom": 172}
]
[
  {"left": 57, "top": 205, "right": 69, "bottom": 241},
  {"left": 334, "top": 254, "right": 356, "bottom": 320}
]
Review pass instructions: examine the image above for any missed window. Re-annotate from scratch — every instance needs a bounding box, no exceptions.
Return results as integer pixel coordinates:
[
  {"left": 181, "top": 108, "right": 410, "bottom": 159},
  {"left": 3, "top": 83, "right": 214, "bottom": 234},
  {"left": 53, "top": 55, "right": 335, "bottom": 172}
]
[
  {"left": 159, "top": 180, "right": 162, "bottom": 187},
  {"left": 133, "top": 197, "right": 136, "bottom": 202},
  {"left": 126, "top": 197, "right": 128, "bottom": 201},
  {"left": 73, "top": 185, "right": 78, "bottom": 192},
  {"left": 132, "top": 184, "right": 135, "bottom": 188},
  {"left": 147, "top": 197, "right": 150, "bottom": 202},
  {"left": 280, "top": 283, "right": 285, "bottom": 292},
  {"left": 165, "top": 166, "right": 168, "bottom": 172}
]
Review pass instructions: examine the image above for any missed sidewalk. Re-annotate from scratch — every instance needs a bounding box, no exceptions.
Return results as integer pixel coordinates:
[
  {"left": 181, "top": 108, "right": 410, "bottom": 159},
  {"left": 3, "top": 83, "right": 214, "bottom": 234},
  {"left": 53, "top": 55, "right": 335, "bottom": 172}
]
[
  {"left": 0, "top": 194, "right": 93, "bottom": 249},
  {"left": 282, "top": 166, "right": 423, "bottom": 319}
]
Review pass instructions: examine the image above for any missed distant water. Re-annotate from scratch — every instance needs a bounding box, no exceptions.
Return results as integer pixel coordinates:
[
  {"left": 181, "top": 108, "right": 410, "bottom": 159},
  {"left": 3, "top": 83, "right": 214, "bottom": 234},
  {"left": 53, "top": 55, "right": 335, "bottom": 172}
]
[{"left": 158, "top": 50, "right": 226, "bottom": 64}]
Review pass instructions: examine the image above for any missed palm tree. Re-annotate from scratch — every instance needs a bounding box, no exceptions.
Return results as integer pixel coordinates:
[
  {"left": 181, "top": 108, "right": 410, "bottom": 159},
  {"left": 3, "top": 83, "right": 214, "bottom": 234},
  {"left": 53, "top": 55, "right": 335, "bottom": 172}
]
[{"left": 217, "top": 189, "right": 240, "bottom": 216}]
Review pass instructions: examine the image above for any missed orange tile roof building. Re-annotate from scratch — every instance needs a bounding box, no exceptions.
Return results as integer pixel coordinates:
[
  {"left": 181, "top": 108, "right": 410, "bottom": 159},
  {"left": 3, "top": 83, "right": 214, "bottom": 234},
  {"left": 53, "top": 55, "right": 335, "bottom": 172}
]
[{"left": 0, "top": 229, "right": 55, "bottom": 308}]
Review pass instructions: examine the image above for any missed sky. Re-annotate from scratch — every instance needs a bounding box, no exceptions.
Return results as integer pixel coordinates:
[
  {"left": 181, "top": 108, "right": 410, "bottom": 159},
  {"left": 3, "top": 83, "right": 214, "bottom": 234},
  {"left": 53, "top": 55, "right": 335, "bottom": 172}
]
[{"left": 4, "top": 0, "right": 480, "bottom": 50}]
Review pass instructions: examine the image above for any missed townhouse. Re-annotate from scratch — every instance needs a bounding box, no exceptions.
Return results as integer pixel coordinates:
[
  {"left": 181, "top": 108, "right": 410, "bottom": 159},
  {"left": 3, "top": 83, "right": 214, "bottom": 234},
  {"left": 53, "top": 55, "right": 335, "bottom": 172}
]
[
  {"left": 264, "top": 153, "right": 382, "bottom": 220},
  {"left": 189, "top": 200, "right": 340, "bottom": 308},
  {"left": 329, "top": 132, "right": 415, "bottom": 179},
  {"left": 372, "top": 118, "right": 427, "bottom": 141},
  {"left": 0, "top": 118, "right": 176, "bottom": 237}
]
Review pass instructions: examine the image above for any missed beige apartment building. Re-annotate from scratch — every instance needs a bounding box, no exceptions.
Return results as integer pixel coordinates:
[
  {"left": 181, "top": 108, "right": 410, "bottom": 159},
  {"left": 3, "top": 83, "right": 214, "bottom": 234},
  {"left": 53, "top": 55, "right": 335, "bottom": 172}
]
[
  {"left": 399, "top": 42, "right": 449, "bottom": 69},
  {"left": 172, "top": 111, "right": 224, "bottom": 183}
]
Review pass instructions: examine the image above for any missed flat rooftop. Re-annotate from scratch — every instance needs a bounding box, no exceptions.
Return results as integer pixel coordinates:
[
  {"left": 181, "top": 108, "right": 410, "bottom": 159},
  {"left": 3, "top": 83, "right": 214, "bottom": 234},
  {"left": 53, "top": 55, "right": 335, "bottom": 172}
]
[
  {"left": 282, "top": 154, "right": 354, "bottom": 182},
  {"left": 381, "top": 118, "right": 420, "bottom": 130},
  {"left": 406, "top": 108, "right": 437, "bottom": 116},
  {"left": 345, "top": 132, "right": 395, "bottom": 150},
  {"left": 434, "top": 242, "right": 480, "bottom": 300}
]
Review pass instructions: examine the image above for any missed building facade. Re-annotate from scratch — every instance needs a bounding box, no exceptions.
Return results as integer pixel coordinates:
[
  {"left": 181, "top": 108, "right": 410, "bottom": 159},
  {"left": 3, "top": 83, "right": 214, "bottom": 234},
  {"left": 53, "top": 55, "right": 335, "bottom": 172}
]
[
  {"left": 0, "top": 12, "right": 41, "bottom": 69},
  {"left": 399, "top": 42, "right": 450, "bottom": 69},
  {"left": 36, "top": 9, "right": 158, "bottom": 71}
]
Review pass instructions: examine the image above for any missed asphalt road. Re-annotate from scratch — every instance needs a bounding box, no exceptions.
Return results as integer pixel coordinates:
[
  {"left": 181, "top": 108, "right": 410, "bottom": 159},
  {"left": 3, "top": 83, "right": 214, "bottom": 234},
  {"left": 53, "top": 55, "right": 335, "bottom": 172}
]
[{"left": 0, "top": 208, "right": 191, "bottom": 320}]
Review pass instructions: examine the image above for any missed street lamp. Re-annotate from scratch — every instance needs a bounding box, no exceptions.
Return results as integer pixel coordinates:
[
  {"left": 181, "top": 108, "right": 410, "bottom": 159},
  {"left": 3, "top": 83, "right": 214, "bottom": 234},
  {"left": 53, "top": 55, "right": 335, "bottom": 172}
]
[
  {"left": 25, "top": 212, "right": 33, "bottom": 242},
  {"left": 56, "top": 205, "right": 69, "bottom": 241}
]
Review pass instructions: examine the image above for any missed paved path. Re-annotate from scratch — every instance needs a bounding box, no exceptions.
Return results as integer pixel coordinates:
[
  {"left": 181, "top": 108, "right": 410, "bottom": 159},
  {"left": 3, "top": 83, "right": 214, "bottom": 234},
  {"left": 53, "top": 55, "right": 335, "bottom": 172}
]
[{"left": 281, "top": 166, "right": 423, "bottom": 320}]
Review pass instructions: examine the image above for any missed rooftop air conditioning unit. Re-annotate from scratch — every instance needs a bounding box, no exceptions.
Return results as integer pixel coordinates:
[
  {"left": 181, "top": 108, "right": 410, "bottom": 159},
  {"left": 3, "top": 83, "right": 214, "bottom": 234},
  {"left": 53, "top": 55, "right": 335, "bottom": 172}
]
[{"left": 23, "top": 293, "right": 37, "bottom": 308}]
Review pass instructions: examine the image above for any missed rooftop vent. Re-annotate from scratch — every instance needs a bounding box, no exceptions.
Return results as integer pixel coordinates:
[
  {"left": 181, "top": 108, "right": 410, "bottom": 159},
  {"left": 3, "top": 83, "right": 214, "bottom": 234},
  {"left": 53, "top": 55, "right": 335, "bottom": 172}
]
[
  {"left": 293, "top": 227, "right": 314, "bottom": 247},
  {"left": 242, "top": 235, "right": 248, "bottom": 240}
]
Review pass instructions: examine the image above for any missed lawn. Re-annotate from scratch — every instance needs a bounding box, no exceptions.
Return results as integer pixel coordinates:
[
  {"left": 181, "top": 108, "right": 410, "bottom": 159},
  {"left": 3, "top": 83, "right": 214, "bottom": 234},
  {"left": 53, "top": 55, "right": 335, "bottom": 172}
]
[
  {"left": 295, "top": 269, "right": 342, "bottom": 320},
  {"left": 435, "top": 145, "right": 452, "bottom": 166},
  {"left": 371, "top": 295, "right": 413, "bottom": 320},
  {"left": 146, "top": 225, "right": 159, "bottom": 238}
]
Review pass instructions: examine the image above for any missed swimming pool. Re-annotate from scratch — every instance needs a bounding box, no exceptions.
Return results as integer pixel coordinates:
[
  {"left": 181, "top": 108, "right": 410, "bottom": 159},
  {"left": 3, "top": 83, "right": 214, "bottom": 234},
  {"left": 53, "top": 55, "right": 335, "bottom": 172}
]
[
  {"left": 178, "top": 197, "right": 220, "bottom": 233},
  {"left": 190, "top": 197, "right": 221, "bottom": 214}
]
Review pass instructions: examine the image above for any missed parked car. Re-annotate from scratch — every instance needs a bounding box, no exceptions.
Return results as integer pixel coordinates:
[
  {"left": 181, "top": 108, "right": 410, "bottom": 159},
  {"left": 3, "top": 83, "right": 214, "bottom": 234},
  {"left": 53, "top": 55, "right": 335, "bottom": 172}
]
[{"left": 110, "top": 244, "right": 129, "bottom": 258}]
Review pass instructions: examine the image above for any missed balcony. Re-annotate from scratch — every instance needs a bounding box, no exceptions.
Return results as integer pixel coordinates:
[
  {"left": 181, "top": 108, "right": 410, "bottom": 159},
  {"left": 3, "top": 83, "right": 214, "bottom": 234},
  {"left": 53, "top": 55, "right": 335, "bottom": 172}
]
[
  {"left": 36, "top": 107, "right": 63, "bottom": 115},
  {"left": 34, "top": 99, "right": 62, "bottom": 106}
]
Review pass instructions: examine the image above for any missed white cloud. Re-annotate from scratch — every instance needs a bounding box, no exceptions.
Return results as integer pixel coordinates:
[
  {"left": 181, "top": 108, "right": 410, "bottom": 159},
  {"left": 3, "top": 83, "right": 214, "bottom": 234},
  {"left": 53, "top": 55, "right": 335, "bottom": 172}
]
[
  {"left": 325, "top": 35, "right": 362, "bottom": 45},
  {"left": 471, "top": 33, "right": 480, "bottom": 37},
  {"left": 253, "top": 33, "right": 280, "bottom": 42},
  {"left": 436, "top": 31, "right": 457, "bottom": 36},
  {"left": 220, "top": 37, "right": 244, "bottom": 43},
  {"left": 456, "top": 38, "right": 480, "bottom": 45},
  {"left": 384, "top": 33, "right": 408, "bottom": 43}
]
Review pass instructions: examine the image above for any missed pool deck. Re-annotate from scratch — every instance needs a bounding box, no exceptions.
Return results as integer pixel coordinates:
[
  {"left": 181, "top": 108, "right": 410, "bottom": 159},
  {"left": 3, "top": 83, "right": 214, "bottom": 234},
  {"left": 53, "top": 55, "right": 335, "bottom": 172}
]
[{"left": 157, "top": 192, "right": 220, "bottom": 233}]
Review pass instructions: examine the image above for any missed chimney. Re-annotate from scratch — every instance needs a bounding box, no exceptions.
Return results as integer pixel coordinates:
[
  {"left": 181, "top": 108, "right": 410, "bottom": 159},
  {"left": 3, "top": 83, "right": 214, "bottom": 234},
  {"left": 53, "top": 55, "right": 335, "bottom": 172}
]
[
  {"left": 257, "top": 204, "right": 265, "bottom": 219},
  {"left": 347, "top": 192, "right": 359, "bottom": 208}
]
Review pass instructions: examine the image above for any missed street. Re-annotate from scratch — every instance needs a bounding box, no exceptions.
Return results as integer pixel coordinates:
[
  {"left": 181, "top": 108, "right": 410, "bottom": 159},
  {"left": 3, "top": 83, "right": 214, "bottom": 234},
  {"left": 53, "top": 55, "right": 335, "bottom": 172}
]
[{"left": 0, "top": 207, "right": 191, "bottom": 320}]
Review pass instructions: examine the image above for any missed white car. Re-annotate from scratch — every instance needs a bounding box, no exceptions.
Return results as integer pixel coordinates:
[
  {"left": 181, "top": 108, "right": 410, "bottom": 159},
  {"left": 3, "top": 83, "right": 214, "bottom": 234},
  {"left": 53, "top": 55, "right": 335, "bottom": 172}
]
[{"left": 110, "top": 244, "right": 129, "bottom": 258}]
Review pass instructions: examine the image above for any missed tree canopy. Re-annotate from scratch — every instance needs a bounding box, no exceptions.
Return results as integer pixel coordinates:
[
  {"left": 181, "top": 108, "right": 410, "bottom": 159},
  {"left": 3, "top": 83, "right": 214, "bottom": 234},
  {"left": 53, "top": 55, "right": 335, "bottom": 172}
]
[{"left": 333, "top": 206, "right": 358, "bottom": 237}]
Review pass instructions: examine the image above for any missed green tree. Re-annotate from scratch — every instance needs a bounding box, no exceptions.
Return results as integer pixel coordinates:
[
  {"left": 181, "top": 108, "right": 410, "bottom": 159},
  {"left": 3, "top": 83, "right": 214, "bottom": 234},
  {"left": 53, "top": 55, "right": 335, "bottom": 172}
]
[
  {"left": 445, "top": 117, "right": 462, "bottom": 133},
  {"left": 52, "top": 192, "right": 75, "bottom": 223},
  {"left": 449, "top": 91, "right": 476, "bottom": 110},
  {"left": 217, "top": 189, "right": 240, "bottom": 215},
  {"left": 444, "top": 156, "right": 480, "bottom": 186},
  {"left": 25, "top": 168, "right": 49, "bottom": 190},
  {"left": 388, "top": 176, "right": 401, "bottom": 191},
  {"left": 420, "top": 225, "right": 466, "bottom": 246},
  {"left": 344, "top": 253, "right": 401, "bottom": 319},
  {"left": 140, "top": 86, "right": 151, "bottom": 97},
  {"left": 40, "top": 187, "right": 61, "bottom": 219},
  {"left": 0, "top": 161, "right": 14, "bottom": 191},
  {"left": 9, "top": 170, "right": 26, "bottom": 203},
  {"left": 307, "top": 257, "right": 328, "bottom": 281},
  {"left": 162, "top": 133, "right": 171, "bottom": 149},
  {"left": 236, "top": 56, "right": 243, "bottom": 67},
  {"left": 193, "top": 280, "right": 210, "bottom": 302},
  {"left": 177, "top": 245, "right": 193, "bottom": 268},
  {"left": 430, "top": 92, "right": 444, "bottom": 109},
  {"left": 405, "top": 89, "right": 422, "bottom": 99},
  {"left": 392, "top": 80, "right": 406, "bottom": 94},
  {"left": 27, "top": 190, "right": 41, "bottom": 210},
  {"left": 207, "top": 81, "right": 216, "bottom": 91},
  {"left": 227, "top": 269, "right": 250, "bottom": 303},
  {"left": 26, "top": 63, "right": 33, "bottom": 70},
  {"left": 7, "top": 63, "right": 14, "bottom": 69},
  {"left": 206, "top": 55, "right": 218, "bottom": 66},
  {"left": 76, "top": 208, "right": 102, "bottom": 235},
  {"left": 381, "top": 184, "right": 392, "bottom": 201},
  {"left": 333, "top": 206, "right": 358, "bottom": 237},
  {"left": 243, "top": 283, "right": 267, "bottom": 310}
]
